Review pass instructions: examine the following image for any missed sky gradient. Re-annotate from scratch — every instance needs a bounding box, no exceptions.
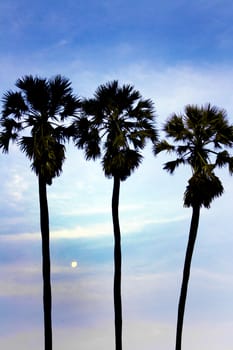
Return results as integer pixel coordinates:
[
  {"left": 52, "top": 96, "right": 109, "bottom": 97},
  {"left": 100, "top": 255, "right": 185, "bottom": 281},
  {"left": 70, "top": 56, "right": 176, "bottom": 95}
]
[{"left": 1, "top": 1, "right": 233, "bottom": 349}]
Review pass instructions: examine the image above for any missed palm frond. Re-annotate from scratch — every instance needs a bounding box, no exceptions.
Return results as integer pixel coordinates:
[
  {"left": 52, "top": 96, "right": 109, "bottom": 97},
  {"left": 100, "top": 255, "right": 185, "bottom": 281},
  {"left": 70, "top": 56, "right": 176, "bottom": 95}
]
[
  {"left": 18, "top": 136, "right": 34, "bottom": 160},
  {"left": 154, "top": 140, "right": 175, "bottom": 155},
  {"left": 2, "top": 91, "right": 28, "bottom": 119},
  {"left": 48, "top": 75, "right": 81, "bottom": 119},
  {"left": 163, "top": 158, "right": 186, "bottom": 174},
  {"left": 228, "top": 157, "right": 233, "bottom": 175},
  {"left": 103, "top": 148, "right": 143, "bottom": 181},
  {"left": 19, "top": 134, "right": 65, "bottom": 184},
  {"left": 83, "top": 127, "right": 101, "bottom": 160},
  {"left": 215, "top": 150, "right": 233, "bottom": 174},
  {"left": 53, "top": 125, "right": 73, "bottom": 142},
  {"left": 184, "top": 171, "right": 224, "bottom": 208},
  {"left": 215, "top": 150, "right": 231, "bottom": 167},
  {"left": 176, "top": 145, "right": 191, "bottom": 155},
  {"left": 49, "top": 75, "right": 72, "bottom": 99},
  {"left": 16, "top": 75, "right": 49, "bottom": 114},
  {"left": 164, "top": 114, "right": 188, "bottom": 141},
  {"left": 60, "top": 94, "right": 81, "bottom": 120},
  {"left": 72, "top": 117, "right": 101, "bottom": 160},
  {"left": 0, "top": 118, "right": 22, "bottom": 152}
]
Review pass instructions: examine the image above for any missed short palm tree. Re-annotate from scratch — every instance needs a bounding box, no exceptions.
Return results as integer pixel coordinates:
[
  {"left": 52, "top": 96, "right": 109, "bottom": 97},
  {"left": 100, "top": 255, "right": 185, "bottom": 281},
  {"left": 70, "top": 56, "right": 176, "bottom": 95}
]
[
  {"left": 154, "top": 104, "right": 233, "bottom": 350},
  {"left": 73, "top": 80, "right": 157, "bottom": 350},
  {"left": 0, "top": 75, "right": 80, "bottom": 350}
]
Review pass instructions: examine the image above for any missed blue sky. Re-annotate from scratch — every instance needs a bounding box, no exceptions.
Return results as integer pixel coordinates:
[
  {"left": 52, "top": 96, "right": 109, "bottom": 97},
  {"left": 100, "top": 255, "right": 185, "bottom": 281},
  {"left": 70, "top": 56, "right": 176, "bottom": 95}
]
[{"left": 1, "top": 1, "right": 233, "bottom": 349}]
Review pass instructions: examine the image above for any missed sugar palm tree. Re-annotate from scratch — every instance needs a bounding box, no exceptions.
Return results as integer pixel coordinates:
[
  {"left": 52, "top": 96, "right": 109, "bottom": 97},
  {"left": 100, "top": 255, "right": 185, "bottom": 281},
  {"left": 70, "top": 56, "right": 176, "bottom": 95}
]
[
  {"left": 154, "top": 104, "right": 233, "bottom": 350},
  {"left": 0, "top": 75, "right": 80, "bottom": 350},
  {"left": 73, "top": 80, "right": 157, "bottom": 350}
]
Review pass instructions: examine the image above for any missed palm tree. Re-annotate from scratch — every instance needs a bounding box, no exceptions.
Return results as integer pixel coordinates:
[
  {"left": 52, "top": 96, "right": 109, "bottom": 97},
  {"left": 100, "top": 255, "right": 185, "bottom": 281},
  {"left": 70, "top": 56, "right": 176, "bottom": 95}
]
[
  {"left": 72, "top": 80, "right": 157, "bottom": 350},
  {"left": 0, "top": 75, "right": 80, "bottom": 350},
  {"left": 154, "top": 104, "right": 233, "bottom": 350}
]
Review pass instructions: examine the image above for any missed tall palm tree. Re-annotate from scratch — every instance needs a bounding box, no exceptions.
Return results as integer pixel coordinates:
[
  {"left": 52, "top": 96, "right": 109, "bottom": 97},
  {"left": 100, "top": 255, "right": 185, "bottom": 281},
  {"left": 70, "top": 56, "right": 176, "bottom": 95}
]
[
  {"left": 73, "top": 80, "right": 157, "bottom": 350},
  {"left": 0, "top": 75, "right": 80, "bottom": 350},
  {"left": 154, "top": 104, "right": 233, "bottom": 350}
]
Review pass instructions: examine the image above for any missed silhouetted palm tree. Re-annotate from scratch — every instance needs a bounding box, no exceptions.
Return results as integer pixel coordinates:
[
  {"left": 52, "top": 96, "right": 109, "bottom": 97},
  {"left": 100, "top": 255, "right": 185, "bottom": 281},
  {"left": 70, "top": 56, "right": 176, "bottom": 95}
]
[
  {"left": 73, "top": 80, "right": 157, "bottom": 350},
  {"left": 154, "top": 104, "right": 233, "bottom": 350},
  {"left": 0, "top": 75, "right": 80, "bottom": 350}
]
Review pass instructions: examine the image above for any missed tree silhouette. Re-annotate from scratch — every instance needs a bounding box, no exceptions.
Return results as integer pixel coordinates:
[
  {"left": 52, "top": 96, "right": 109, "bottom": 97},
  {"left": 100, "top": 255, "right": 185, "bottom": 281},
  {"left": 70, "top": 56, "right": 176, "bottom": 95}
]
[
  {"left": 154, "top": 104, "right": 233, "bottom": 350},
  {"left": 72, "top": 80, "right": 157, "bottom": 350},
  {"left": 0, "top": 75, "right": 80, "bottom": 350}
]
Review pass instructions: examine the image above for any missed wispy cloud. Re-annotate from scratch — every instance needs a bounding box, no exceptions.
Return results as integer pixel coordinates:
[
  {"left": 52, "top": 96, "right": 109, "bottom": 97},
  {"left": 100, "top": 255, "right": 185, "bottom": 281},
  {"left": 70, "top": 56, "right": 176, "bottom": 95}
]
[
  {"left": 0, "top": 211, "right": 189, "bottom": 241},
  {"left": 5, "top": 173, "right": 30, "bottom": 202}
]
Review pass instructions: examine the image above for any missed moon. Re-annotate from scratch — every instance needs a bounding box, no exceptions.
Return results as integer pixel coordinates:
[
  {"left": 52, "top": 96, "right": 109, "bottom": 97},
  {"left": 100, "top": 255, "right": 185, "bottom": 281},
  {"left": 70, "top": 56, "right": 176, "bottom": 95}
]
[{"left": 71, "top": 261, "right": 78, "bottom": 268}]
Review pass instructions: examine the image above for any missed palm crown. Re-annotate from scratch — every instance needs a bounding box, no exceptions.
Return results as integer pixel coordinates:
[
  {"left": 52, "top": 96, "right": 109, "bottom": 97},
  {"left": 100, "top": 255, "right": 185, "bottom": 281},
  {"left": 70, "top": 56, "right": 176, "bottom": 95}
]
[
  {"left": 0, "top": 75, "right": 80, "bottom": 350},
  {"left": 155, "top": 104, "right": 233, "bottom": 207},
  {"left": 0, "top": 75, "right": 80, "bottom": 184},
  {"left": 72, "top": 80, "right": 157, "bottom": 350},
  {"left": 73, "top": 80, "right": 157, "bottom": 180}
]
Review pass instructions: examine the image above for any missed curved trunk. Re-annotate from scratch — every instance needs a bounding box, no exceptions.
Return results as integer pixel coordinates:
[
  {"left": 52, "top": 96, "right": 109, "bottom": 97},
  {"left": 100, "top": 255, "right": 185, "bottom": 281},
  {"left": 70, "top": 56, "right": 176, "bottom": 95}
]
[
  {"left": 38, "top": 174, "right": 52, "bottom": 350},
  {"left": 112, "top": 175, "right": 122, "bottom": 350},
  {"left": 175, "top": 204, "right": 200, "bottom": 350}
]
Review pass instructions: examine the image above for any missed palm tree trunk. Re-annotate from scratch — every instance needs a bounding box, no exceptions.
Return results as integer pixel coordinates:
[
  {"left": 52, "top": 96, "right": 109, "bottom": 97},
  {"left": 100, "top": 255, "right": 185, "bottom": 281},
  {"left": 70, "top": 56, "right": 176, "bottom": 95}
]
[
  {"left": 175, "top": 204, "right": 200, "bottom": 350},
  {"left": 38, "top": 174, "right": 52, "bottom": 350},
  {"left": 112, "top": 175, "right": 122, "bottom": 350}
]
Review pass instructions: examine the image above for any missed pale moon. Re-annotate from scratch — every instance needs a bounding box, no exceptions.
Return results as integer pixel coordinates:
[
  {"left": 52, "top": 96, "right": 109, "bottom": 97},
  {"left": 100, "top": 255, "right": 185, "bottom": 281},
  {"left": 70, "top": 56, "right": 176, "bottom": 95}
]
[{"left": 71, "top": 261, "right": 78, "bottom": 268}]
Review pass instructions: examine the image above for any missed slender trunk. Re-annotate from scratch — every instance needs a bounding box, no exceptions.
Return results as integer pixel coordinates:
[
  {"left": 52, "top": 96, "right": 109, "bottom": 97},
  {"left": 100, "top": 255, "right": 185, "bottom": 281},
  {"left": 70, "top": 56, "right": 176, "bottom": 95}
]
[
  {"left": 112, "top": 175, "right": 122, "bottom": 350},
  {"left": 38, "top": 174, "right": 52, "bottom": 350},
  {"left": 175, "top": 204, "right": 200, "bottom": 350}
]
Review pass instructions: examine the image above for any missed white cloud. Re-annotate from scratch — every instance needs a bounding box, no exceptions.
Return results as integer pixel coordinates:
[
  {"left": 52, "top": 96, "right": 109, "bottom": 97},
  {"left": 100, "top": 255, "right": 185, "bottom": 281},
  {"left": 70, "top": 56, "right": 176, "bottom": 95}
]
[
  {"left": 104, "top": 62, "right": 233, "bottom": 122},
  {"left": 6, "top": 173, "right": 29, "bottom": 202},
  {"left": 2, "top": 50, "right": 233, "bottom": 117},
  {"left": 0, "top": 210, "right": 188, "bottom": 241},
  {"left": 60, "top": 203, "right": 143, "bottom": 217}
]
